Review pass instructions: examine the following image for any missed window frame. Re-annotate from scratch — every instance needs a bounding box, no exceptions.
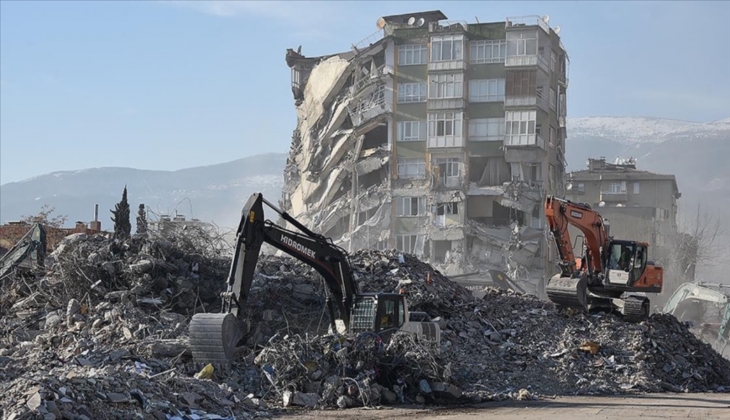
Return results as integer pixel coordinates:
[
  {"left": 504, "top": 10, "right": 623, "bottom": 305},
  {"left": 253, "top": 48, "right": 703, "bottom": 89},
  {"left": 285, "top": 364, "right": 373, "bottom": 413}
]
[
  {"left": 431, "top": 34, "right": 464, "bottom": 62},
  {"left": 470, "top": 40, "right": 506, "bottom": 64},
  {"left": 397, "top": 158, "right": 426, "bottom": 179},
  {"left": 397, "top": 82, "right": 427, "bottom": 103},
  {"left": 428, "top": 73, "right": 464, "bottom": 99},
  {"left": 396, "top": 196, "right": 426, "bottom": 217},
  {"left": 428, "top": 112, "right": 463, "bottom": 138},
  {"left": 468, "top": 117, "right": 505, "bottom": 141},
  {"left": 398, "top": 44, "right": 427, "bottom": 66},
  {"left": 468, "top": 78, "right": 506, "bottom": 102},
  {"left": 397, "top": 120, "right": 427, "bottom": 142}
]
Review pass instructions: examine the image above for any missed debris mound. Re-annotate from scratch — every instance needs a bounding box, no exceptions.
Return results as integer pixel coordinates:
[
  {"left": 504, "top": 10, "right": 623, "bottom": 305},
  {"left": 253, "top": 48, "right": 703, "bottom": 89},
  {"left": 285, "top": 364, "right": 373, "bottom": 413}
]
[{"left": 2, "top": 232, "right": 730, "bottom": 418}]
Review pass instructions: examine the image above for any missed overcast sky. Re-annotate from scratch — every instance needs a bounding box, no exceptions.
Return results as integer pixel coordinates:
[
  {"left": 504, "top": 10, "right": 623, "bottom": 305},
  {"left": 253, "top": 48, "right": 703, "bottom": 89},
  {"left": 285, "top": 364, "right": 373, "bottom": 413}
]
[{"left": 1, "top": 1, "right": 729, "bottom": 184}]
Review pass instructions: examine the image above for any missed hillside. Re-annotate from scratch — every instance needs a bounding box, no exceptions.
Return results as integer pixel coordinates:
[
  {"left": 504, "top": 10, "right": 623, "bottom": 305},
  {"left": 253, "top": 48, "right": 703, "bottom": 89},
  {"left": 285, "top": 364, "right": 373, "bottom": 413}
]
[{"left": 0, "top": 153, "right": 287, "bottom": 230}]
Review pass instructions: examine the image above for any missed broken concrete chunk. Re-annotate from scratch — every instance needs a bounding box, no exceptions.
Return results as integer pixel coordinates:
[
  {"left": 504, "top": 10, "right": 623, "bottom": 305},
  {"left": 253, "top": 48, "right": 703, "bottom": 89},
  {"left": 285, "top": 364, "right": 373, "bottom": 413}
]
[{"left": 282, "top": 391, "right": 318, "bottom": 407}]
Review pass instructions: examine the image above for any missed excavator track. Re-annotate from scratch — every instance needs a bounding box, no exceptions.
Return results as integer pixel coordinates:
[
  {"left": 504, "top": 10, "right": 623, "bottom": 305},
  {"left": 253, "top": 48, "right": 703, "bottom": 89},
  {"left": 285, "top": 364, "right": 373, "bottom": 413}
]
[
  {"left": 545, "top": 276, "right": 588, "bottom": 310},
  {"left": 189, "top": 313, "right": 247, "bottom": 369},
  {"left": 622, "top": 295, "right": 650, "bottom": 322}
]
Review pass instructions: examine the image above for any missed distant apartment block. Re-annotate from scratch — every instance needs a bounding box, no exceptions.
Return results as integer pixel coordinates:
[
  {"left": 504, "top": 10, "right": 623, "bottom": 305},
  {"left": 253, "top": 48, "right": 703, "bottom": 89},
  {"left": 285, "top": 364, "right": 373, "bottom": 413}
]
[{"left": 282, "top": 10, "right": 570, "bottom": 291}]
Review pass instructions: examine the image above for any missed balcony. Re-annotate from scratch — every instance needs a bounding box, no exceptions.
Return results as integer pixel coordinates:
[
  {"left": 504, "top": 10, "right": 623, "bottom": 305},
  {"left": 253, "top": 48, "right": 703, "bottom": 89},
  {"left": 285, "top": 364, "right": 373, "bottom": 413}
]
[
  {"left": 428, "top": 135, "right": 464, "bottom": 148},
  {"left": 428, "top": 59, "right": 467, "bottom": 72},
  {"left": 600, "top": 192, "right": 628, "bottom": 202},
  {"left": 348, "top": 64, "right": 393, "bottom": 97},
  {"left": 504, "top": 94, "right": 549, "bottom": 112},
  {"left": 428, "top": 97, "right": 466, "bottom": 110},
  {"left": 347, "top": 85, "right": 393, "bottom": 127},
  {"left": 505, "top": 53, "right": 550, "bottom": 74},
  {"left": 435, "top": 175, "right": 465, "bottom": 189},
  {"left": 504, "top": 133, "right": 545, "bottom": 149}
]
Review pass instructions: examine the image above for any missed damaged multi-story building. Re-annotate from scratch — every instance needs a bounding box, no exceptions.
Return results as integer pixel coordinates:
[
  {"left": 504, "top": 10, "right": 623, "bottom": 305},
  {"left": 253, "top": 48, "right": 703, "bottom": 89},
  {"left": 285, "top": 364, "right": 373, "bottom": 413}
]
[{"left": 282, "top": 10, "right": 570, "bottom": 292}]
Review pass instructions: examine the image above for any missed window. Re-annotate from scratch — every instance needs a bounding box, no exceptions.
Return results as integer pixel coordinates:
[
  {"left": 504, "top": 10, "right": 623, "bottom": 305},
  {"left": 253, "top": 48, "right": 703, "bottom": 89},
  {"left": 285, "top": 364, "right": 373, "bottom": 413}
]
[
  {"left": 431, "top": 35, "right": 464, "bottom": 62},
  {"left": 396, "top": 234, "right": 424, "bottom": 254},
  {"left": 549, "top": 126, "right": 556, "bottom": 147},
  {"left": 470, "top": 40, "right": 506, "bottom": 64},
  {"left": 291, "top": 68, "right": 300, "bottom": 88},
  {"left": 529, "top": 163, "right": 542, "bottom": 182},
  {"left": 435, "top": 157, "right": 462, "bottom": 179},
  {"left": 436, "top": 202, "right": 459, "bottom": 216},
  {"left": 398, "top": 83, "right": 427, "bottom": 103},
  {"left": 530, "top": 205, "right": 542, "bottom": 229},
  {"left": 469, "top": 118, "right": 505, "bottom": 141},
  {"left": 506, "top": 31, "right": 537, "bottom": 57},
  {"left": 577, "top": 183, "right": 585, "bottom": 193},
  {"left": 550, "top": 88, "right": 557, "bottom": 111},
  {"left": 551, "top": 51, "right": 557, "bottom": 72},
  {"left": 428, "top": 112, "right": 463, "bottom": 137},
  {"left": 398, "top": 44, "right": 427, "bottom": 65},
  {"left": 428, "top": 73, "right": 463, "bottom": 99},
  {"left": 397, "top": 120, "right": 427, "bottom": 142},
  {"left": 505, "top": 70, "right": 537, "bottom": 96},
  {"left": 397, "top": 158, "right": 426, "bottom": 179},
  {"left": 396, "top": 196, "right": 426, "bottom": 216},
  {"left": 607, "top": 182, "right": 627, "bottom": 193},
  {"left": 633, "top": 182, "right": 640, "bottom": 194},
  {"left": 505, "top": 110, "right": 537, "bottom": 145},
  {"left": 468, "top": 79, "right": 505, "bottom": 102}
]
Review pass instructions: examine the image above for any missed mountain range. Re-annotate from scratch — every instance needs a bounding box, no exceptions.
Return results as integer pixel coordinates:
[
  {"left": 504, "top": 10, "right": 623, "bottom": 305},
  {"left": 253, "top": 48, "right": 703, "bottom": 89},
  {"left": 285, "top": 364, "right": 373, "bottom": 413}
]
[{"left": 2, "top": 116, "right": 728, "bottom": 233}]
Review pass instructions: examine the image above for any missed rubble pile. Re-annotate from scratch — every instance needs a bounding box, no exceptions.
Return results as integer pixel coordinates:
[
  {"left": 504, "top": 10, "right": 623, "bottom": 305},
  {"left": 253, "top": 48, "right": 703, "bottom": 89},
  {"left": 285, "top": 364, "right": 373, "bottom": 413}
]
[{"left": 2, "top": 231, "right": 730, "bottom": 418}]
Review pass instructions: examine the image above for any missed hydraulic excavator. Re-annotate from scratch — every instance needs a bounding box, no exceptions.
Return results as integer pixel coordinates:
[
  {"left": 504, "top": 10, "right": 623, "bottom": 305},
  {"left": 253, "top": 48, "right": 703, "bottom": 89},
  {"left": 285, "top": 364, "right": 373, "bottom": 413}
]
[
  {"left": 188, "top": 193, "right": 441, "bottom": 366},
  {"left": 544, "top": 195, "right": 664, "bottom": 321}
]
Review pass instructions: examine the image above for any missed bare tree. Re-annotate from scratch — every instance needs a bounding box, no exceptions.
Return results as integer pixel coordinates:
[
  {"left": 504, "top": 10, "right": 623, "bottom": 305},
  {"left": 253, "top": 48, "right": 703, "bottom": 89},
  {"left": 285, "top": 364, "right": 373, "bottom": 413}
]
[
  {"left": 20, "top": 205, "right": 68, "bottom": 229},
  {"left": 674, "top": 202, "right": 724, "bottom": 267}
]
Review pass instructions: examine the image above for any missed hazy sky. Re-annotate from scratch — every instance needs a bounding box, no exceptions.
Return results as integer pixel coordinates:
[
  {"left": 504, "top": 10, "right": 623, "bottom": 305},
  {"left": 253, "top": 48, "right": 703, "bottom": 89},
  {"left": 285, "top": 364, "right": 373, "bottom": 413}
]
[{"left": 1, "top": 1, "right": 729, "bottom": 184}]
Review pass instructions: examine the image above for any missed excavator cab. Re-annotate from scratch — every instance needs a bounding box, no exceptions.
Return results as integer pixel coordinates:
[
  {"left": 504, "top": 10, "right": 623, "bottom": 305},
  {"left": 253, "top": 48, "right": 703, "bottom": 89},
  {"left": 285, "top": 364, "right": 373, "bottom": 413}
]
[
  {"left": 347, "top": 293, "right": 406, "bottom": 341},
  {"left": 606, "top": 240, "right": 648, "bottom": 286}
]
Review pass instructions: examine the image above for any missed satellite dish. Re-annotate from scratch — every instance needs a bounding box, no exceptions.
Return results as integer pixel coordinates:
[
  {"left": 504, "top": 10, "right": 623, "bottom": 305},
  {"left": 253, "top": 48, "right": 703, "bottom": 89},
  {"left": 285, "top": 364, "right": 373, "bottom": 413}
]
[
  {"left": 542, "top": 15, "right": 550, "bottom": 24},
  {"left": 554, "top": 26, "right": 561, "bottom": 35},
  {"left": 599, "top": 201, "right": 606, "bottom": 208},
  {"left": 417, "top": 18, "right": 425, "bottom": 27},
  {"left": 376, "top": 17, "right": 386, "bottom": 29},
  {"left": 407, "top": 17, "right": 416, "bottom": 25},
  {"left": 566, "top": 183, "right": 573, "bottom": 191}
]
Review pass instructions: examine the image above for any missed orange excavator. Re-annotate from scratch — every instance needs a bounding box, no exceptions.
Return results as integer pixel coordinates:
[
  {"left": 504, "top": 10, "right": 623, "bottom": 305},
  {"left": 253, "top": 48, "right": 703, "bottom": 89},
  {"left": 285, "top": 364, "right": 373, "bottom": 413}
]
[{"left": 544, "top": 196, "right": 663, "bottom": 321}]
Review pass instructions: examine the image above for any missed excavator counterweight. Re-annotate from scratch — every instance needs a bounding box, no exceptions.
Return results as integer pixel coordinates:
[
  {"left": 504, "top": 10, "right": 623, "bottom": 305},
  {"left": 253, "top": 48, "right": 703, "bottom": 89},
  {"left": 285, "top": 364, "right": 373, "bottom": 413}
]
[
  {"left": 543, "top": 196, "right": 663, "bottom": 321},
  {"left": 188, "top": 193, "right": 441, "bottom": 368}
]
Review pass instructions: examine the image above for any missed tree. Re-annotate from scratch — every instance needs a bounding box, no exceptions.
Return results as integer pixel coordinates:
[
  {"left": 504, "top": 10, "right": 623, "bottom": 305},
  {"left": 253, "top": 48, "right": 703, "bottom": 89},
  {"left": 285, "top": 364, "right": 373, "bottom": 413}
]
[
  {"left": 20, "top": 204, "right": 68, "bottom": 228},
  {"left": 111, "top": 186, "right": 131, "bottom": 240},
  {"left": 136, "top": 203, "right": 148, "bottom": 236}
]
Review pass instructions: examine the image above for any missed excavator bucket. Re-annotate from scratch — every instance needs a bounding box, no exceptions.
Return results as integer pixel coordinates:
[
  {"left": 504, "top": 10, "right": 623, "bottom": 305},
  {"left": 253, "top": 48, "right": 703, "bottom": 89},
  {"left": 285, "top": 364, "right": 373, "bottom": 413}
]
[
  {"left": 189, "top": 313, "right": 248, "bottom": 368},
  {"left": 545, "top": 275, "right": 588, "bottom": 310}
]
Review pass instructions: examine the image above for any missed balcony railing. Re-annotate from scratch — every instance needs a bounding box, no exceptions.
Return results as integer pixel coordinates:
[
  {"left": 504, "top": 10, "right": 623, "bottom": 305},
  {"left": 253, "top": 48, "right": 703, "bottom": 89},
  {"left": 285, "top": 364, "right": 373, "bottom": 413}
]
[
  {"left": 505, "top": 53, "right": 550, "bottom": 74},
  {"left": 428, "top": 59, "right": 467, "bottom": 72},
  {"left": 505, "top": 15, "right": 551, "bottom": 35},
  {"left": 435, "top": 175, "right": 465, "bottom": 189},
  {"left": 504, "top": 133, "right": 545, "bottom": 149},
  {"left": 504, "top": 94, "right": 548, "bottom": 112},
  {"left": 427, "top": 97, "right": 466, "bottom": 110},
  {"left": 349, "top": 64, "right": 393, "bottom": 97},
  {"left": 428, "top": 135, "right": 465, "bottom": 148},
  {"left": 347, "top": 85, "right": 393, "bottom": 127}
]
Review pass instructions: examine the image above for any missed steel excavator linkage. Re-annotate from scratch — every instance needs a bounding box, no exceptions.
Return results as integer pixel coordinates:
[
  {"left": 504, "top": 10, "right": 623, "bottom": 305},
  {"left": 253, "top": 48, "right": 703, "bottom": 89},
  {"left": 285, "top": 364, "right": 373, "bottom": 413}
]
[
  {"left": 544, "top": 196, "right": 664, "bottom": 321},
  {"left": 188, "top": 193, "right": 440, "bottom": 368}
]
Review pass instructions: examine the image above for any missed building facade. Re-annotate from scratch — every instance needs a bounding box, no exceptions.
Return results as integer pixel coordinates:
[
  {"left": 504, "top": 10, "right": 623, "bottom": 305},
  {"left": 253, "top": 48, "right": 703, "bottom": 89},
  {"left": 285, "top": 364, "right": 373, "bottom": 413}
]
[{"left": 282, "top": 11, "right": 569, "bottom": 292}]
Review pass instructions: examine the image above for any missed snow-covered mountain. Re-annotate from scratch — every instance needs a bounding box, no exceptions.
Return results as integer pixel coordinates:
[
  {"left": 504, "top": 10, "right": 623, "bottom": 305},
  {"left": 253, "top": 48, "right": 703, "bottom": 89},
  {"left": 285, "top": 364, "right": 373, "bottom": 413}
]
[{"left": 569, "top": 116, "right": 730, "bottom": 144}]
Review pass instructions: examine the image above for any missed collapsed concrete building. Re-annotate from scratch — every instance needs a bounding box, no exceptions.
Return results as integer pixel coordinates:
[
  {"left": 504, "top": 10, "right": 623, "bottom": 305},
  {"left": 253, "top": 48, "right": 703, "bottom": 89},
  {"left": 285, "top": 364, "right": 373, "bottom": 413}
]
[{"left": 281, "top": 10, "right": 570, "bottom": 292}]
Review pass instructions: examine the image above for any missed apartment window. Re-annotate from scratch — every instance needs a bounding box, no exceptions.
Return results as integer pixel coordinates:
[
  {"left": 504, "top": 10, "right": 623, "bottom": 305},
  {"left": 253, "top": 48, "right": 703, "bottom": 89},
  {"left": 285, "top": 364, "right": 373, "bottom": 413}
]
[
  {"left": 551, "top": 51, "right": 557, "bottom": 72},
  {"left": 428, "top": 112, "right": 463, "bottom": 137},
  {"left": 505, "top": 110, "right": 537, "bottom": 144},
  {"left": 397, "top": 82, "right": 427, "bottom": 103},
  {"left": 468, "top": 118, "right": 505, "bottom": 141},
  {"left": 436, "top": 202, "right": 459, "bottom": 216},
  {"left": 577, "top": 183, "right": 585, "bottom": 193},
  {"left": 397, "top": 158, "right": 426, "bottom": 179},
  {"left": 505, "top": 70, "right": 537, "bottom": 96},
  {"left": 291, "top": 68, "right": 300, "bottom": 88},
  {"left": 506, "top": 31, "right": 537, "bottom": 57},
  {"left": 431, "top": 34, "right": 464, "bottom": 62},
  {"left": 530, "top": 205, "right": 542, "bottom": 229},
  {"left": 550, "top": 88, "right": 557, "bottom": 111},
  {"left": 529, "top": 163, "right": 542, "bottom": 182},
  {"left": 633, "top": 182, "right": 640, "bottom": 194},
  {"left": 435, "top": 157, "right": 461, "bottom": 177},
  {"left": 396, "top": 196, "right": 426, "bottom": 217},
  {"left": 549, "top": 126, "right": 556, "bottom": 148},
  {"left": 470, "top": 40, "right": 506, "bottom": 64},
  {"left": 396, "top": 234, "right": 424, "bottom": 254},
  {"left": 428, "top": 73, "right": 463, "bottom": 99},
  {"left": 397, "top": 120, "right": 427, "bottom": 142},
  {"left": 468, "top": 79, "right": 505, "bottom": 102},
  {"left": 398, "top": 44, "right": 427, "bottom": 66},
  {"left": 607, "top": 182, "right": 627, "bottom": 193}
]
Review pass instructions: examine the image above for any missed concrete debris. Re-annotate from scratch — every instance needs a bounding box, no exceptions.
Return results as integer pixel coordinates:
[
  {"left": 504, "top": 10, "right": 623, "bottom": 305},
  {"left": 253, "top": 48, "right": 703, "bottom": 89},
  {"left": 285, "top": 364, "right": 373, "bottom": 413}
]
[{"left": 2, "top": 225, "right": 730, "bottom": 417}]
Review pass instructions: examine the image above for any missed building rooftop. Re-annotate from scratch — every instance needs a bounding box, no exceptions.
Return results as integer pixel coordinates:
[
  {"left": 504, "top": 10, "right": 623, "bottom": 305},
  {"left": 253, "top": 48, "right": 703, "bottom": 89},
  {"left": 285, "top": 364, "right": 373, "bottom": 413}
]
[{"left": 378, "top": 10, "right": 447, "bottom": 26}]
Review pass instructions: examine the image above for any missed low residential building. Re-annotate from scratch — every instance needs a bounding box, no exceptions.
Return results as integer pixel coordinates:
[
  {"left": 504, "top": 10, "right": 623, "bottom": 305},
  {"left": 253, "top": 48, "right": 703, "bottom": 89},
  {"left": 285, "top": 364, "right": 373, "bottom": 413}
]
[{"left": 282, "top": 10, "right": 570, "bottom": 292}]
